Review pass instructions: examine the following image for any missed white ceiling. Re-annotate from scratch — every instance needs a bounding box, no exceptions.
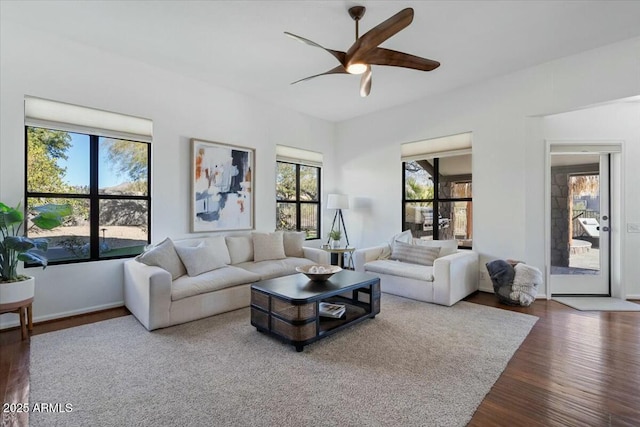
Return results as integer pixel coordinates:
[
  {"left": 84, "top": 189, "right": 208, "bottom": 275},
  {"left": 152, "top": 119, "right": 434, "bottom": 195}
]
[{"left": 2, "top": 1, "right": 640, "bottom": 122}]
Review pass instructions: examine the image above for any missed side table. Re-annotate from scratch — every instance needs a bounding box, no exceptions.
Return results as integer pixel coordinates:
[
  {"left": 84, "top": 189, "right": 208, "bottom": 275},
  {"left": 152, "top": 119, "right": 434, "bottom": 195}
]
[
  {"left": 0, "top": 297, "right": 34, "bottom": 340},
  {"left": 321, "top": 247, "right": 356, "bottom": 269}
]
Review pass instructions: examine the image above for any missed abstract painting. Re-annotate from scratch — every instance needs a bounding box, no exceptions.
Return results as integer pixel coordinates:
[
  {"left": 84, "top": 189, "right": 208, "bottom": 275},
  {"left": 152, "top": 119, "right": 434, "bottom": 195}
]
[{"left": 191, "top": 139, "right": 254, "bottom": 232}]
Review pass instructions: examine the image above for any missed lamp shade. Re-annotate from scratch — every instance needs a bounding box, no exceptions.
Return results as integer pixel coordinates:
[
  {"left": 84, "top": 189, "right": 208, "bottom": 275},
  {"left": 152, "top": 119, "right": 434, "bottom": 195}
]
[{"left": 327, "top": 194, "right": 349, "bottom": 210}]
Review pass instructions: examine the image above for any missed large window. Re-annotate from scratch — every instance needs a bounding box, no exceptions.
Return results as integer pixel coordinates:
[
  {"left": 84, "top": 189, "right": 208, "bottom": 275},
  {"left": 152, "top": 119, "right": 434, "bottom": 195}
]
[
  {"left": 402, "top": 154, "right": 472, "bottom": 248},
  {"left": 276, "top": 161, "right": 321, "bottom": 239},
  {"left": 24, "top": 98, "right": 152, "bottom": 265}
]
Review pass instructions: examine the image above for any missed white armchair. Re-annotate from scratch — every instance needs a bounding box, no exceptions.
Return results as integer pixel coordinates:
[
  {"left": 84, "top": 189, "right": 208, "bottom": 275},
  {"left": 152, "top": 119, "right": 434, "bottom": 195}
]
[{"left": 354, "top": 238, "right": 478, "bottom": 306}]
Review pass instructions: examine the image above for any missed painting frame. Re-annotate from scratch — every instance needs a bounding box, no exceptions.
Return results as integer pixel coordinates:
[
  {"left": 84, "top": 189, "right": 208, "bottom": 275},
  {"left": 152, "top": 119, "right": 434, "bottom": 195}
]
[{"left": 190, "top": 138, "right": 255, "bottom": 233}]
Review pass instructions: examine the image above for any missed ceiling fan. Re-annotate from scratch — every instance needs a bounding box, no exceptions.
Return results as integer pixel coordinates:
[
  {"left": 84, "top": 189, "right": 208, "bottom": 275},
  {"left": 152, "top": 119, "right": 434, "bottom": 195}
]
[{"left": 285, "top": 6, "right": 440, "bottom": 97}]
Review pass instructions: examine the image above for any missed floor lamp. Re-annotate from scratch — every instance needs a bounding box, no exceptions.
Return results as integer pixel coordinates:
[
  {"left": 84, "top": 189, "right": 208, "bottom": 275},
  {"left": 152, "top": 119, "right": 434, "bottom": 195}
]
[{"left": 326, "top": 194, "right": 350, "bottom": 247}]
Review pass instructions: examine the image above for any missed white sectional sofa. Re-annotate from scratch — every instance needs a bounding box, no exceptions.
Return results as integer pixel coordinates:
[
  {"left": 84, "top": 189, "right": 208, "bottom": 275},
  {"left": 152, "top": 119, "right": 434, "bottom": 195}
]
[
  {"left": 353, "top": 232, "right": 479, "bottom": 306},
  {"left": 124, "top": 231, "right": 329, "bottom": 330}
]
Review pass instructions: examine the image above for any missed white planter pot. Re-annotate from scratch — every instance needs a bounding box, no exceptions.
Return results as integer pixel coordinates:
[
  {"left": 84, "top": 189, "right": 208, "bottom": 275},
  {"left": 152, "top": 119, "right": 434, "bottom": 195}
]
[{"left": 0, "top": 276, "right": 35, "bottom": 304}]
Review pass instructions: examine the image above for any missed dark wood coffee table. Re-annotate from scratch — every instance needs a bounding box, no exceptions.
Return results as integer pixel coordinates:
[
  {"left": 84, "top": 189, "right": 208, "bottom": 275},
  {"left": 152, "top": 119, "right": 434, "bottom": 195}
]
[{"left": 250, "top": 270, "right": 380, "bottom": 352}]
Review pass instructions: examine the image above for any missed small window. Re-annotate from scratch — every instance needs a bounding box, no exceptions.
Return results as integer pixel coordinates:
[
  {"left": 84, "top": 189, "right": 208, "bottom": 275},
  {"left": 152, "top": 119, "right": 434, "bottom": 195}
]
[{"left": 276, "top": 161, "right": 321, "bottom": 239}]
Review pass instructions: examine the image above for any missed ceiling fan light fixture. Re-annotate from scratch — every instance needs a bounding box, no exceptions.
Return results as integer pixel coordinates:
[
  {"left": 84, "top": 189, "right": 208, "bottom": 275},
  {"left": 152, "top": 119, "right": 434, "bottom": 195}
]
[
  {"left": 286, "top": 7, "right": 439, "bottom": 96},
  {"left": 346, "top": 63, "right": 368, "bottom": 75}
]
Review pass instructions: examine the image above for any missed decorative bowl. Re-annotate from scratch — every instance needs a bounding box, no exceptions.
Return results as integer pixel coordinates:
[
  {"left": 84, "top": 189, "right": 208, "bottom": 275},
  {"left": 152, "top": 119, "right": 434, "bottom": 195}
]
[{"left": 296, "top": 264, "right": 342, "bottom": 281}]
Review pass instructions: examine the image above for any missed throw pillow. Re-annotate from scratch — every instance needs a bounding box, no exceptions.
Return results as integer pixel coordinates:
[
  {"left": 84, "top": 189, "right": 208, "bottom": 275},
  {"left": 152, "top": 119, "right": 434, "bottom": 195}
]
[
  {"left": 381, "top": 229, "right": 414, "bottom": 259},
  {"left": 283, "top": 231, "right": 306, "bottom": 258},
  {"left": 390, "top": 240, "right": 440, "bottom": 266},
  {"left": 389, "top": 229, "right": 413, "bottom": 245},
  {"left": 135, "top": 238, "right": 186, "bottom": 280},
  {"left": 253, "top": 231, "right": 286, "bottom": 262},
  {"left": 203, "top": 236, "right": 231, "bottom": 265},
  {"left": 225, "top": 235, "right": 254, "bottom": 264},
  {"left": 175, "top": 243, "right": 227, "bottom": 277},
  {"left": 414, "top": 239, "right": 458, "bottom": 257}
]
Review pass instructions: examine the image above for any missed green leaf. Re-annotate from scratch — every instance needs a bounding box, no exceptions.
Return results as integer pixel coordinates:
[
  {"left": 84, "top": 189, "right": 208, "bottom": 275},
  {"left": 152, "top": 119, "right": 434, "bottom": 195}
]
[
  {"left": 0, "top": 204, "right": 24, "bottom": 230},
  {"left": 33, "top": 203, "right": 72, "bottom": 217},
  {"left": 31, "top": 215, "right": 62, "bottom": 230},
  {"left": 31, "top": 203, "right": 72, "bottom": 230},
  {"left": 17, "top": 251, "right": 48, "bottom": 268},
  {"left": 4, "top": 236, "right": 35, "bottom": 252},
  {"left": 0, "top": 202, "right": 14, "bottom": 212},
  {"left": 30, "top": 238, "right": 49, "bottom": 252}
]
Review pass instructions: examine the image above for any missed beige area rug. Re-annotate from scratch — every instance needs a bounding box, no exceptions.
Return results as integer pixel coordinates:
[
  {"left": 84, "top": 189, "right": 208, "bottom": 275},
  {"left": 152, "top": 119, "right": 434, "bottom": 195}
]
[
  {"left": 553, "top": 297, "right": 640, "bottom": 311},
  {"left": 29, "top": 295, "right": 538, "bottom": 427}
]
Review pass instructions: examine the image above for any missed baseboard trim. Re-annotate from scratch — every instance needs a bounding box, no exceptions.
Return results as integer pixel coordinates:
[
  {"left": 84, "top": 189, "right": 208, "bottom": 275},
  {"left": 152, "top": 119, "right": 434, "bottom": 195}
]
[
  {"left": 479, "top": 285, "right": 493, "bottom": 293},
  {"left": 0, "top": 301, "right": 125, "bottom": 330}
]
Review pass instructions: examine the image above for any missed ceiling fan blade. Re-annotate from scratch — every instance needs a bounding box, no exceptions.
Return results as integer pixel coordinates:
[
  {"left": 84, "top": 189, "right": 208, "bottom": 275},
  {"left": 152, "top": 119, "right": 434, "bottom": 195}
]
[
  {"left": 363, "top": 47, "right": 440, "bottom": 71},
  {"left": 360, "top": 65, "right": 372, "bottom": 97},
  {"left": 284, "top": 32, "right": 346, "bottom": 65},
  {"left": 290, "top": 65, "right": 348, "bottom": 85},
  {"left": 347, "top": 8, "right": 414, "bottom": 63}
]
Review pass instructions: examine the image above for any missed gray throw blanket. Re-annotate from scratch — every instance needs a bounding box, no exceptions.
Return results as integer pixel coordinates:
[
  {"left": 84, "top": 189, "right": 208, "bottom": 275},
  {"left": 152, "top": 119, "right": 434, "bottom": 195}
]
[{"left": 485, "top": 260, "right": 518, "bottom": 305}]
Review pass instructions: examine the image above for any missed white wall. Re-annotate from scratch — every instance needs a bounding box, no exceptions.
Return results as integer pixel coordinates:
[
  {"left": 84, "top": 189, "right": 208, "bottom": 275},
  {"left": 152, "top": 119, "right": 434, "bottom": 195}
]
[
  {"left": 0, "top": 21, "right": 337, "bottom": 325},
  {"left": 336, "top": 37, "right": 640, "bottom": 298}
]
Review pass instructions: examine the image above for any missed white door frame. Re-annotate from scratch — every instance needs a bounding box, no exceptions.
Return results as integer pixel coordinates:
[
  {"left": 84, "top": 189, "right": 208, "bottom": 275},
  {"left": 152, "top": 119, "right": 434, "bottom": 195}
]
[{"left": 544, "top": 140, "right": 624, "bottom": 298}]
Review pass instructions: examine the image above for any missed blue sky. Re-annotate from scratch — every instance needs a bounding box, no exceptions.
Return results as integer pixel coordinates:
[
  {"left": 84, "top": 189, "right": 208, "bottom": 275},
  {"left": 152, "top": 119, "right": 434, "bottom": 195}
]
[{"left": 59, "top": 133, "right": 121, "bottom": 188}]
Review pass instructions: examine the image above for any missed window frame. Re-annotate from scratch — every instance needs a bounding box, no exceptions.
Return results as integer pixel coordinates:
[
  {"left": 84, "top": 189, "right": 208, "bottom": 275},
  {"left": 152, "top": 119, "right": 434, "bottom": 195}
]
[
  {"left": 275, "top": 160, "right": 321, "bottom": 240},
  {"left": 402, "top": 157, "right": 472, "bottom": 249},
  {"left": 24, "top": 126, "right": 151, "bottom": 265}
]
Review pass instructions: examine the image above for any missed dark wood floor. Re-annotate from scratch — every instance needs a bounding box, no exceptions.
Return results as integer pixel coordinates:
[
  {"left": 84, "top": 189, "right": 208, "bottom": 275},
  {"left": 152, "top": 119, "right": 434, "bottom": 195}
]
[
  {"left": 1, "top": 293, "right": 639, "bottom": 426},
  {"left": 466, "top": 292, "right": 640, "bottom": 427}
]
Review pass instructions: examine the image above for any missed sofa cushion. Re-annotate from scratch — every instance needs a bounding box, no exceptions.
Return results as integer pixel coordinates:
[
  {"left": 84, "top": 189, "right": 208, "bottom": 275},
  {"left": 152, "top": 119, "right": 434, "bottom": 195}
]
[
  {"left": 171, "top": 266, "right": 260, "bottom": 301},
  {"left": 253, "top": 231, "right": 286, "bottom": 262},
  {"left": 391, "top": 241, "right": 440, "bottom": 266},
  {"left": 136, "top": 237, "right": 186, "bottom": 280},
  {"left": 235, "top": 257, "right": 314, "bottom": 280},
  {"left": 226, "top": 235, "right": 254, "bottom": 264},
  {"left": 175, "top": 243, "right": 227, "bottom": 277},
  {"left": 364, "top": 259, "right": 435, "bottom": 282},
  {"left": 173, "top": 236, "right": 232, "bottom": 264},
  {"left": 283, "top": 231, "right": 306, "bottom": 257},
  {"left": 414, "top": 238, "right": 458, "bottom": 257}
]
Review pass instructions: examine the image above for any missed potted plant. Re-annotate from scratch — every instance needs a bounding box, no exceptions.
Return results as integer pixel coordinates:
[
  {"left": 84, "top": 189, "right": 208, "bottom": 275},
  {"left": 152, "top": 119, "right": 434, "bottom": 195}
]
[
  {"left": 0, "top": 201, "right": 72, "bottom": 304},
  {"left": 328, "top": 229, "right": 342, "bottom": 249}
]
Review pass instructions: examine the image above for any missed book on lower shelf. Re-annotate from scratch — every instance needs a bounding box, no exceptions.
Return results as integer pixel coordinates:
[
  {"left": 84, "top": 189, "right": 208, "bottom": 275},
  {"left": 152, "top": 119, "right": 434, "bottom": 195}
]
[{"left": 319, "top": 302, "right": 346, "bottom": 319}]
